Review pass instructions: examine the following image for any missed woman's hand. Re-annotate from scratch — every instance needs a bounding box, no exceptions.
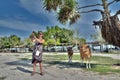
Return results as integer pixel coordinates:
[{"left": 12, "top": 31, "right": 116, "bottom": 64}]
[{"left": 32, "top": 32, "right": 36, "bottom": 39}]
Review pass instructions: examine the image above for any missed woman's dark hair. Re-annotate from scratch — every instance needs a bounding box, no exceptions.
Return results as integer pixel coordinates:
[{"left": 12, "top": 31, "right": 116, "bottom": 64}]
[
  {"left": 38, "top": 31, "right": 43, "bottom": 34},
  {"left": 38, "top": 31, "right": 44, "bottom": 38}
]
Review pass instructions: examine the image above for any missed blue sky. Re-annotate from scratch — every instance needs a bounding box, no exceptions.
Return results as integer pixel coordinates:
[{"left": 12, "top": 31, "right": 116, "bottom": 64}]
[{"left": 0, "top": 0, "right": 119, "bottom": 41}]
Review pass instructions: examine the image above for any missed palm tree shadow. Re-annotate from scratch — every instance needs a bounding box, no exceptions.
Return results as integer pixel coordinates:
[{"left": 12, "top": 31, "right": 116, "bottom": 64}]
[
  {"left": 16, "top": 66, "right": 32, "bottom": 73},
  {"left": 5, "top": 59, "right": 32, "bottom": 67},
  {"left": 45, "top": 60, "right": 113, "bottom": 69},
  {"left": 5, "top": 59, "right": 33, "bottom": 74},
  {"left": 45, "top": 60, "right": 88, "bottom": 69}
]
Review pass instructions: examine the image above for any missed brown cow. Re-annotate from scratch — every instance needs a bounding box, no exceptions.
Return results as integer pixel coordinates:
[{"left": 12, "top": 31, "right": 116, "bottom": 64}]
[
  {"left": 79, "top": 44, "right": 92, "bottom": 68},
  {"left": 67, "top": 46, "right": 73, "bottom": 62}
]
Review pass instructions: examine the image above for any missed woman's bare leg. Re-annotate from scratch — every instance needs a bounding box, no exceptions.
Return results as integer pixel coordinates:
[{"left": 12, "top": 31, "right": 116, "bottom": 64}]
[
  {"left": 31, "top": 61, "right": 36, "bottom": 76},
  {"left": 39, "top": 62, "right": 43, "bottom": 75}
]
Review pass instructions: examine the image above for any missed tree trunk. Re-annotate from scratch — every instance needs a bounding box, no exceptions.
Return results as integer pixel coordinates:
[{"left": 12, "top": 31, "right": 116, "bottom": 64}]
[{"left": 93, "top": 0, "right": 120, "bottom": 47}]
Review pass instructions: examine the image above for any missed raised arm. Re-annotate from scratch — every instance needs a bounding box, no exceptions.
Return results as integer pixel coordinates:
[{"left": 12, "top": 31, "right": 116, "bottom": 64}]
[{"left": 35, "top": 38, "right": 45, "bottom": 44}]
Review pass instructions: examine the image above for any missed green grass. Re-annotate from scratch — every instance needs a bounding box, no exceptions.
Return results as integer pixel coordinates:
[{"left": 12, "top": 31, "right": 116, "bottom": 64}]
[
  {"left": 20, "top": 58, "right": 30, "bottom": 60},
  {"left": 100, "top": 52, "right": 120, "bottom": 54},
  {"left": 90, "top": 65, "right": 120, "bottom": 74},
  {"left": 43, "top": 54, "right": 83, "bottom": 61},
  {"left": 92, "top": 56, "right": 120, "bottom": 64},
  {"left": 43, "top": 54, "right": 120, "bottom": 74},
  {"left": 89, "top": 56, "right": 120, "bottom": 74},
  {"left": 43, "top": 54, "right": 68, "bottom": 60},
  {"left": 21, "top": 53, "right": 120, "bottom": 74}
]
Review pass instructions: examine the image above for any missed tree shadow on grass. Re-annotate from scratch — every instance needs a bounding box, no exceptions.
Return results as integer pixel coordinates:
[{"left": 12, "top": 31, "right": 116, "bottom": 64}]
[
  {"left": 113, "top": 63, "right": 120, "bottom": 66},
  {"left": 44, "top": 60, "right": 115, "bottom": 69},
  {"left": 45, "top": 60, "right": 88, "bottom": 69}
]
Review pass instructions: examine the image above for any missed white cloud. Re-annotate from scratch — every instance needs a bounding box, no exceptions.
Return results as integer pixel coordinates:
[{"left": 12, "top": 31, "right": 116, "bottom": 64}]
[
  {"left": 19, "top": 0, "right": 43, "bottom": 14},
  {"left": 0, "top": 0, "right": 61, "bottom": 33},
  {"left": 118, "top": 15, "right": 120, "bottom": 19},
  {"left": 19, "top": 0, "right": 59, "bottom": 25},
  {"left": 0, "top": 19, "right": 44, "bottom": 32}
]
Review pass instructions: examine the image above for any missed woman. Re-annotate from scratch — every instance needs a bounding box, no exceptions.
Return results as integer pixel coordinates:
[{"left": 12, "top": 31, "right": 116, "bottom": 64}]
[{"left": 31, "top": 31, "right": 45, "bottom": 76}]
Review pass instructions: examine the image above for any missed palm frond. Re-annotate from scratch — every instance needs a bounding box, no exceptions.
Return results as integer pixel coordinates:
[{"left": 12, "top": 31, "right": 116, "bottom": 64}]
[
  {"left": 43, "top": 0, "right": 62, "bottom": 12},
  {"left": 69, "top": 11, "right": 80, "bottom": 25},
  {"left": 57, "top": 6, "right": 73, "bottom": 24}
]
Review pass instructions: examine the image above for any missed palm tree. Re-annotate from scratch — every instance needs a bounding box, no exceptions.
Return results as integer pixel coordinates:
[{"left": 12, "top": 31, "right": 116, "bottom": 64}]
[{"left": 44, "top": 0, "right": 80, "bottom": 24}]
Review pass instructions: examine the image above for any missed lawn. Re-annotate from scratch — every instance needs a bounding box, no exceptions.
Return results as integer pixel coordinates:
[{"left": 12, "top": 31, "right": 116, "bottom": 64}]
[
  {"left": 43, "top": 54, "right": 120, "bottom": 74},
  {"left": 22, "top": 53, "right": 120, "bottom": 74}
]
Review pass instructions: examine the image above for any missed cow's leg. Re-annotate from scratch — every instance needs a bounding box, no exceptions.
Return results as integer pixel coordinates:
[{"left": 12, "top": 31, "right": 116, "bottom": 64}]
[
  {"left": 69, "top": 54, "right": 73, "bottom": 62},
  {"left": 70, "top": 56, "right": 72, "bottom": 62},
  {"left": 70, "top": 55, "right": 72, "bottom": 62},
  {"left": 86, "top": 59, "right": 89, "bottom": 69},
  {"left": 68, "top": 54, "right": 70, "bottom": 62},
  {"left": 81, "top": 57, "right": 83, "bottom": 66},
  {"left": 68, "top": 54, "right": 72, "bottom": 62},
  {"left": 85, "top": 55, "right": 88, "bottom": 68},
  {"left": 88, "top": 58, "right": 91, "bottom": 69},
  {"left": 88, "top": 62, "right": 91, "bottom": 69}
]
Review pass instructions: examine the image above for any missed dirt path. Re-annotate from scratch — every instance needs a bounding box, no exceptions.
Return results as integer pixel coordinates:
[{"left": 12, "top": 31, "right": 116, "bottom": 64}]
[{"left": 0, "top": 52, "right": 120, "bottom": 80}]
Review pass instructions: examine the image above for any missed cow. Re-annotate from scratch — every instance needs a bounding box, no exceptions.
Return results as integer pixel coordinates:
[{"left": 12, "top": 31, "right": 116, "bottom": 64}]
[
  {"left": 79, "top": 44, "right": 92, "bottom": 69},
  {"left": 67, "top": 46, "right": 73, "bottom": 62}
]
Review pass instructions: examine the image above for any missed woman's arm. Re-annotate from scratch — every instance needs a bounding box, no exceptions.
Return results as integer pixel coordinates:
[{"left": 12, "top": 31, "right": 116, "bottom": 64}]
[
  {"left": 35, "top": 38, "right": 44, "bottom": 43},
  {"left": 32, "top": 32, "right": 45, "bottom": 43}
]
